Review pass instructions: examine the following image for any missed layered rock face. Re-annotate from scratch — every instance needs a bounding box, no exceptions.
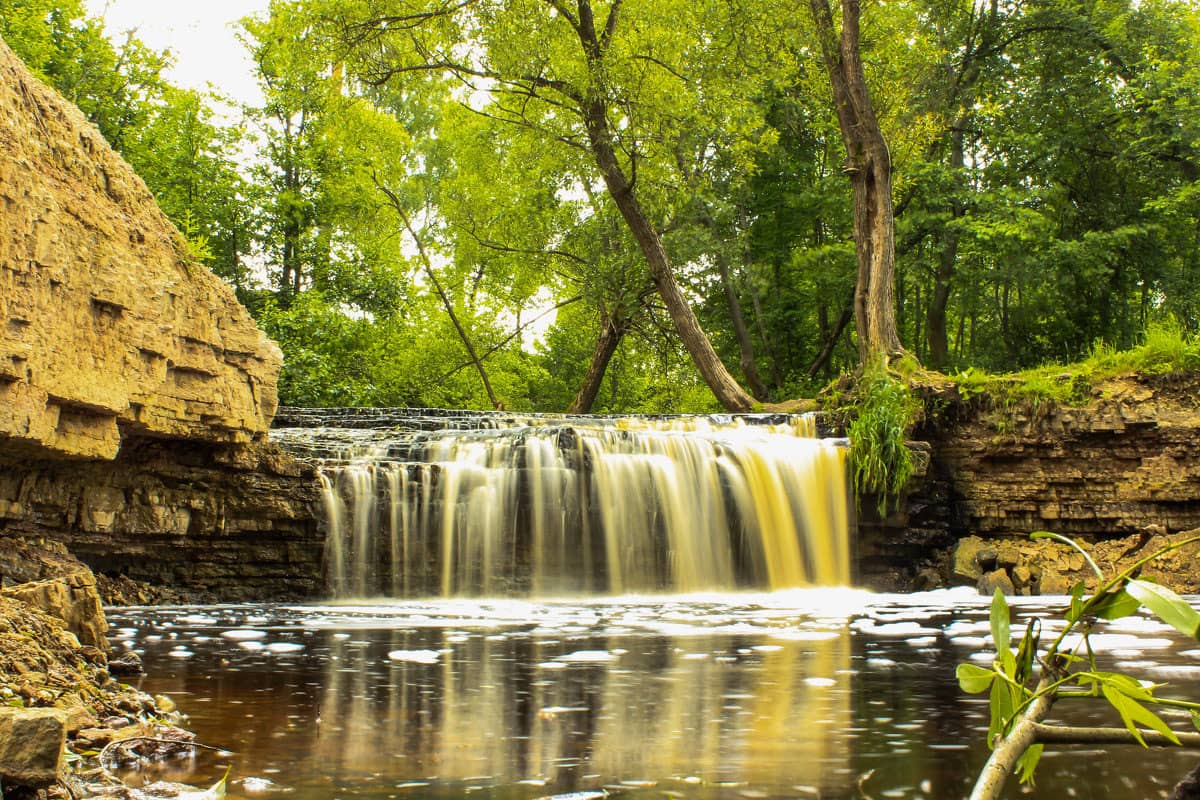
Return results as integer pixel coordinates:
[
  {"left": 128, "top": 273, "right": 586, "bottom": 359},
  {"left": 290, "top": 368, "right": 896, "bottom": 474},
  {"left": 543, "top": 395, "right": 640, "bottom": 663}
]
[
  {"left": 0, "top": 441, "right": 323, "bottom": 602},
  {"left": 0, "top": 39, "right": 322, "bottom": 603},
  {"left": 861, "top": 373, "right": 1200, "bottom": 591},
  {"left": 0, "top": 38, "right": 281, "bottom": 460}
]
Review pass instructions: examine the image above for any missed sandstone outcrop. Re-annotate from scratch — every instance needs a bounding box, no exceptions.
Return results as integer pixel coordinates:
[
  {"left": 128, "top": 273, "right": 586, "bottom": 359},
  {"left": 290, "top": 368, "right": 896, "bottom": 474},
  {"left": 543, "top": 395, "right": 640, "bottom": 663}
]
[{"left": 0, "top": 37, "right": 281, "bottom": 461}]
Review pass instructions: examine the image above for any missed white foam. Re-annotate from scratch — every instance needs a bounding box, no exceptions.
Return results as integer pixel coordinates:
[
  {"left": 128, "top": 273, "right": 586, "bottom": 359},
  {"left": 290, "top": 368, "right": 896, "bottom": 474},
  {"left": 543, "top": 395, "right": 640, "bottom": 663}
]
[{"left": 387, "top": 649, "right": 440, "bottom": 664}]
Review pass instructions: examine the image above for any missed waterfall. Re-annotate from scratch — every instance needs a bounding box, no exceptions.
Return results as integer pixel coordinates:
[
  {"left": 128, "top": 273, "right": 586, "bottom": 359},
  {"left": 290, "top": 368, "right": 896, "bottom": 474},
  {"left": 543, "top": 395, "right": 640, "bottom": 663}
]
[{"left": 275, "top": 411, "right": 852, "bottom": 597}]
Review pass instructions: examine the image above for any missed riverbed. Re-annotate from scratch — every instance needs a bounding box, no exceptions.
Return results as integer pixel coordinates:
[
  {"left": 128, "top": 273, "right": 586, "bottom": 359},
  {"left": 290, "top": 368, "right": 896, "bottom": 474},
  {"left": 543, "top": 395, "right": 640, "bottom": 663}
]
[{"left": 108, "top": 588, "right": 1200, "bottom": 799}]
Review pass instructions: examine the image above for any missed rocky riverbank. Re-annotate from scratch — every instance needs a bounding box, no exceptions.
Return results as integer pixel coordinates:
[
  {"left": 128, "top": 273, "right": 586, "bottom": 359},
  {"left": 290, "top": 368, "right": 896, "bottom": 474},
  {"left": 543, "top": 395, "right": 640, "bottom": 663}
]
[{"left": 860, "top": 371, "right": 1200, "bottom": 592}]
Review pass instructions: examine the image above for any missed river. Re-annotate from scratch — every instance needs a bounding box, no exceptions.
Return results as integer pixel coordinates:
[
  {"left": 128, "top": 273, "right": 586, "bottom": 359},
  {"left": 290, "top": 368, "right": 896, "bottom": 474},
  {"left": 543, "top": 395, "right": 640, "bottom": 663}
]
[{"left": 109, "top": 588, "right": 1200, "bottom": 799}]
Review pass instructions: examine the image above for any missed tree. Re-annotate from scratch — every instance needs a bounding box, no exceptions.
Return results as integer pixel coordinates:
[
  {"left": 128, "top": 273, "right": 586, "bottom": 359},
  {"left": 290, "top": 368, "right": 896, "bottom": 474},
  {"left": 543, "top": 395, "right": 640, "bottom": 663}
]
[
  {"left": 318, "top": 0, "right": 761, "bottom": 410},
  {"left": 808, "top": 0, "right": 905, "bottom": 364}
]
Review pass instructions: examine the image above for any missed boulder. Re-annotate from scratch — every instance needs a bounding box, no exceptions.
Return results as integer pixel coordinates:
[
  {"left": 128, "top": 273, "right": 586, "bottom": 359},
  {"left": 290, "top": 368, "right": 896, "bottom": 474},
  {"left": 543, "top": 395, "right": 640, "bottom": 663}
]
[
  {"left": 0, "top": 707, "right": 66, "bottom": 789},
  {"left": 1, "top": 572, "right": 108, "bottom": 650},
  {"left": 978, "top": 568, "right": 1015, "bottom": 596},
  {"left": 952, "top": 536, "right": 988, "bottom": 583}
]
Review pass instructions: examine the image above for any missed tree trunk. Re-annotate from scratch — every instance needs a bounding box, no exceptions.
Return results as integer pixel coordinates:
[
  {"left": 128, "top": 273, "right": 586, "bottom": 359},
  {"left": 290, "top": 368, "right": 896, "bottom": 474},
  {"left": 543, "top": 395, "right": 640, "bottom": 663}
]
[
  {"left": 573, "top": 3, "right": 755, "bottom": 412},
  {"left": 927, "top": 124, "right": 966, "bottom": 370},
  {"left": 569, "top": 312, "right": 626, "bottom": 413},
  {"left": 807, "top": 293, "right": 854, "bottom": 378},
  {"left": 715, "top": 247, "right": 770, "bottom": 401},
  {"left": 377, "top": 183, "right": 502, "bottom": 410},
  {"left": 809, "top": 0, "right": 906, "bottom": 366}
]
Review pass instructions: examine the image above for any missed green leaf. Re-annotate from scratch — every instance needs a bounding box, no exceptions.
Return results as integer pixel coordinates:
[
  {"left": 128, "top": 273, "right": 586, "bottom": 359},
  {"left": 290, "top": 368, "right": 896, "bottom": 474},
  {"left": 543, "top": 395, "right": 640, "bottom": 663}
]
[
  {"left": 1101, "top": 684, "right": 1181, "bottom": 747},
  {"left": 1015, "top": 618, "right": 1040, "bottom": 683},
  {"left": 1067, "top": 582, "right": 1086, "bottom": 624},
  {"left": 957, "top": 663, "right": 997, "bottom": 694},
  {"left": 1016, "top": 743, "right": 1044, "bottom": 785},
  {"left": 1190, "top": 710, "right": 1200, "bottom": 734},
  {"left": 1091, "top": 589, "right": 1141, "bottom": 621},
  {"left": 988, "top": 678, "right": 1018, "bottom": 746},
  {"left": 991, "top": 587, "right": 1015, "bottom": 673},
  {"left": 1126, "top": 579, "right": 1200, "bottom": 639}
]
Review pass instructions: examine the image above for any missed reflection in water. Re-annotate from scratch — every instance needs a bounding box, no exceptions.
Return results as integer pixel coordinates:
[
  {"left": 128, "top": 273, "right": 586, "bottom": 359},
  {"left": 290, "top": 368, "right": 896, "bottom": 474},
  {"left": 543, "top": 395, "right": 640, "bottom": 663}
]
[{"left": 110, "top": 591, "right": 1200, "bottom": 800}]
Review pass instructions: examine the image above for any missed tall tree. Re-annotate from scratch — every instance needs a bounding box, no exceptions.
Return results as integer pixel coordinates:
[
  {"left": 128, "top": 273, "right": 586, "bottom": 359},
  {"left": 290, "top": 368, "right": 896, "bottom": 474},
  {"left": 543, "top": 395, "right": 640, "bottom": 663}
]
[
  {"left": 808, "top": 0, "right": 905, "bottom": 364},
  {"left": 320, "top": 0, "right": 759, "bottom": 411}
]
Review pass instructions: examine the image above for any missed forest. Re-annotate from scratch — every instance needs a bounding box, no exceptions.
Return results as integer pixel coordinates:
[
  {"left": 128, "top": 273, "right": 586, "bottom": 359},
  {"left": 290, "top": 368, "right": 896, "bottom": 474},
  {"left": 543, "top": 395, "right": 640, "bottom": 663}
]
[{"left": 4, "top": 0, "right": 1198, "bottom": 413}]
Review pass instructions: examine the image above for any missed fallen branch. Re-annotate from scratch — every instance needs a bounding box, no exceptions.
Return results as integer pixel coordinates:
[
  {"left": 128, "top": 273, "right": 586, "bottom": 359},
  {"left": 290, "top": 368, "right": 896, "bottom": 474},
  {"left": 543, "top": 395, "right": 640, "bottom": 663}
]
[
  {"left": 1032, "top": 723, "right": 1200, "bottom": 748},
  {"left": 98, "top": 736, "right": 231, "bottom": 770}
]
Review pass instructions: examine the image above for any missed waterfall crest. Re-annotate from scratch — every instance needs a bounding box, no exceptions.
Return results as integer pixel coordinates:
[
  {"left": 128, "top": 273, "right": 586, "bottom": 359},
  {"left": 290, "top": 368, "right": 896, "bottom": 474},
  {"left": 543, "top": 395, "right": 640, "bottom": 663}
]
[{"left": 277, "top": 412, "right": 851, "bottom": 597}]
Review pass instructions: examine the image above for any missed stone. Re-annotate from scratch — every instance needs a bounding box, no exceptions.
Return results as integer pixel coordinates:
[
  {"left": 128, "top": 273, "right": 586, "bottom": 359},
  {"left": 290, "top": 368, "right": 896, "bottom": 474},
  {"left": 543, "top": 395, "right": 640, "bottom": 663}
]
[
  {"left": 978, "top": 568, "right": 1015, "bottom": 596},
  {"left": 0, "top": 38, "right": 281, "bottom": 461},
  {"left": 1, "top": 572, "right": 108, "bottom": 650},
  {"left": 976, "top": 547, "right": 999, "bottom": 571},
  {"left": 154, "top": 694, "right": 177, "bottom": 714},
  {"left": 1012, "top": 564, "right": 1034, "bottom": 588},
  {"left": 73, "top": 727, "right": 115, "bottom": 748},
  {"left": 912, "top": 567, "right": 943, "bottom": 590},
  {"left": 0, "top": 707, "right": 67, "bottom": 789},
  {"left": 108, "top": 652, "right": 143, "bottom": 678},
  {"left": 952, "top": 536, "right": 988, "bottom": 583},
  {"left": 61, "top": 705, "right": 97, "bottom": 736}
]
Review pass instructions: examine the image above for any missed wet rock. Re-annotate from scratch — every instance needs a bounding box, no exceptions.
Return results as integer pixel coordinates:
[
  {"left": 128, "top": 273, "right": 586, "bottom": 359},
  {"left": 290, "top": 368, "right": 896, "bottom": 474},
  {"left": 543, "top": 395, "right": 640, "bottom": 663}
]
[
  {"left": 911, "top": 567, "right": 943, "bottom": 590},
  {"left": 74, "top": 727, "right": 116, "bottom": 748},
  {"left": 978, "top": 568, "right": 1015, "bottom": 596},
  {"left": 952, "top": 536, "right": 987, "bottom": 583},
  {"left": 976, "top": 547, "right": 999, "bottom": 572},
  {"left": 1, "top": 571, "right": 109, "bottom": 650},
  {"left": 108, "top": 652, "right": 143, "bottom": 678},
  {"left": 0, "top": 707, "right": 67, "bottom": 789},
  {"left": 154, "top": 694, "right": 177, "bottom": 714},
  {"left": 102, "top": 717, "right": 131, "bottom": 730}
]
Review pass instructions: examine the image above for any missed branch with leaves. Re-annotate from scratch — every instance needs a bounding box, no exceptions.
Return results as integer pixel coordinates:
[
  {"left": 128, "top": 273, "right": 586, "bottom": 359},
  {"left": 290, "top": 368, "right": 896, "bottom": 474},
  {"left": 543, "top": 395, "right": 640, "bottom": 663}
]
[{"left": 959, "top": 532, "right": 1200, "bottom": 799}]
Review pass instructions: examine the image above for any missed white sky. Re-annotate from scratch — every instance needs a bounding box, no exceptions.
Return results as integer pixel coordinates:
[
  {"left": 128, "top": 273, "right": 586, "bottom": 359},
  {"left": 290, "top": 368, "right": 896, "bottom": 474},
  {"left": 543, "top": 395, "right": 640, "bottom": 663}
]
[{"left": 84, "top": 0, "right": 269, "bottom": 107}]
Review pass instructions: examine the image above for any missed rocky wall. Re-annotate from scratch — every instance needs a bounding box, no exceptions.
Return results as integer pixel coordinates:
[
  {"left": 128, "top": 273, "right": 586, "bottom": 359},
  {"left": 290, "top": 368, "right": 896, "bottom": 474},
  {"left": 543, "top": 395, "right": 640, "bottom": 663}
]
[
  {"left": 0, "top": 38, "right": 281, "bottom": 461},
  {"left": 0, "top": 441, "right": 323, "bottom": 602},
  {"left": 860, "top": 372, "right": 1200, "bottom": 591}
]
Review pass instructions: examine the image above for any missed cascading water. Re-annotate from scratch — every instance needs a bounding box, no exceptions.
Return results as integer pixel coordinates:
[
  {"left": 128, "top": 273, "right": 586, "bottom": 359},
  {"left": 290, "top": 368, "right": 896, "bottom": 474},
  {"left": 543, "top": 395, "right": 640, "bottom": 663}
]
[{"left": 274, "top": 410, "right": 852, "bottom": 598}]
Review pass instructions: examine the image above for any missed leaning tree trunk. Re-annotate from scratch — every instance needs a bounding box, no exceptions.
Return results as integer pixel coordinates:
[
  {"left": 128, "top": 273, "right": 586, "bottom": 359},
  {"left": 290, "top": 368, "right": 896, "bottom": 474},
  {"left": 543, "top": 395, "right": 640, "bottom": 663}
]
[
  {"left": 809, "top": 0, "right": 906, "bottom": 365},
  {"left": 580, "top": 101, "right": 754, "bottom": 412},
  {"left": 569, "top": 311, "right": 626, "bottom": 413},
  {"left": 926, "top": 123, "right": 966, "bottom": 370},
  {"left": 571, "top": 2, "right": 755, "bottom": 413}
]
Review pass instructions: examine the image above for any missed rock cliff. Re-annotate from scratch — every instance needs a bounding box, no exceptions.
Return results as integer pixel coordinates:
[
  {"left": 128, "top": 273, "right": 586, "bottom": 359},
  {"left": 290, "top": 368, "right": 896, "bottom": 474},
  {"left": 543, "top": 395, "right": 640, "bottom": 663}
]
[
  {"left": 861, "top": 372, "right": 1200, "bottom": 591},
  {"left": 0, "top": 38, "right": 281, "bottom": 460}
]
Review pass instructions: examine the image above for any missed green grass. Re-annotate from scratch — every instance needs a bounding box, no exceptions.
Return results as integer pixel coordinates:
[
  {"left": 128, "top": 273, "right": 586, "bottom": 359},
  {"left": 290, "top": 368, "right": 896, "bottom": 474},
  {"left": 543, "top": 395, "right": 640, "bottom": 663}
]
[
  {"left": 950, "top": 321, "right": 1200, "bottom": 409},
  {"left": 843, "top": 359, "right": 920, "bottom": 515}
]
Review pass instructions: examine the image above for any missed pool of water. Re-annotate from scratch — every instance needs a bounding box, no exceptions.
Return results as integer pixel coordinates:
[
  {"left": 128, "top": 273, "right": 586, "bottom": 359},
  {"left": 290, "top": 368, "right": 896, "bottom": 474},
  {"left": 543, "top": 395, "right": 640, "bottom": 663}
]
[{"left": 107, "top": 589, "right": 1200, "bottom": 799}]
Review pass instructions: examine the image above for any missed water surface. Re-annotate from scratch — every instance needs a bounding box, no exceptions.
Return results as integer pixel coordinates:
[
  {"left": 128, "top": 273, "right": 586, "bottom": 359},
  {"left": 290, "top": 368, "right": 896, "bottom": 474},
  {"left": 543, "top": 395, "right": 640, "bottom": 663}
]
[{"left": 109, "top": 589, "right": 1200, "bottom": 799}]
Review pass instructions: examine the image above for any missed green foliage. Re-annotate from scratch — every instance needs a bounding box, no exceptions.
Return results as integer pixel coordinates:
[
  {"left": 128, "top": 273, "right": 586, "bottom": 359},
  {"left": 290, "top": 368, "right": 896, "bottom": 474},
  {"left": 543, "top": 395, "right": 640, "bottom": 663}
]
[
  {"left": 958, "top": 532, "right": 1200, "bottom": 788},
  {"left": 843, "top": 365, "right": 919, "bottom": 514},
  {"left": 951, "top": 321, "right": 1200, "bottom": 411}
]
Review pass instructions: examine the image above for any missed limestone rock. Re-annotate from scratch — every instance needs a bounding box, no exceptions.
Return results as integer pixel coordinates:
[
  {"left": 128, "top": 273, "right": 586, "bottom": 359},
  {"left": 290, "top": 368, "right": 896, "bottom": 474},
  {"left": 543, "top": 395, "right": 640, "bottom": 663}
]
[
  {"left": 951, "top": 536, "right": 987, "bottom": 583},
  {"left": 0, "top": 707, "right": 66, "bottom": 789},
  {"left": 0, "top": 38, "right": 280, "bottom": 460},
  {"left": 1, "top": 572, "right": 108, "bottom": 650},
  {"left": 978, "top": 568, "right": 1015, "bottom": 596}
]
